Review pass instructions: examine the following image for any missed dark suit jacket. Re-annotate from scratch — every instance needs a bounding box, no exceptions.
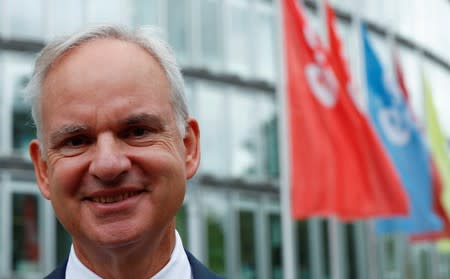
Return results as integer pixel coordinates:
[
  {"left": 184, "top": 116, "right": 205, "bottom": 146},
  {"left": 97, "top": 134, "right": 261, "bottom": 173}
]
[{"left": 44, "top": 250, "right": 225, "bottom": 279}]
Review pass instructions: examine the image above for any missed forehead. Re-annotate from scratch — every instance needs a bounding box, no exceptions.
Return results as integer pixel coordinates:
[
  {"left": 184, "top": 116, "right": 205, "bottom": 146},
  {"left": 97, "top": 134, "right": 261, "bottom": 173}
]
[
  {"left": 42, "top": 37, "right": 170, "bottom": 100},
  {"left": 40, "top": 38, "right": 174, "bottom": 133},
  {"left": 45, "top": 38, "right": 165, "bottom": 83}
]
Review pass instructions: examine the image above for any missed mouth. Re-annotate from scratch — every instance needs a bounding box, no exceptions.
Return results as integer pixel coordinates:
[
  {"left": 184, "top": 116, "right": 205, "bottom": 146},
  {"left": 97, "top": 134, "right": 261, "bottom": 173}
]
[{"left": 87, "top": 190, "right": 144, "bottom": 204}]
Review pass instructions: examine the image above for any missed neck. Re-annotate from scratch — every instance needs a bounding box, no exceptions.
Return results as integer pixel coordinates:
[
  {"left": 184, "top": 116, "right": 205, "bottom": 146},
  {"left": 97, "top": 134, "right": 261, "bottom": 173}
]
[{"left": 73, "top": 222, "right": 176, "bottom": 279}]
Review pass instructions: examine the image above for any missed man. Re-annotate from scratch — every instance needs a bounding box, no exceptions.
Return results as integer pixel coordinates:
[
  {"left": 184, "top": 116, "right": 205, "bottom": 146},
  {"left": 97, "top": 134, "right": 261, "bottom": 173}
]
[{"left": 26, "top": 25, "right": 224, "bottom": 279}]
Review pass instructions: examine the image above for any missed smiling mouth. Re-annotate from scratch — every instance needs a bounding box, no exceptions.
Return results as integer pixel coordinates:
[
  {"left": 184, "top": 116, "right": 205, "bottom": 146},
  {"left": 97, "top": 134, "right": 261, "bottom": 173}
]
[{"left": 88, "top": 191, "right": 143, "bottom": 204}]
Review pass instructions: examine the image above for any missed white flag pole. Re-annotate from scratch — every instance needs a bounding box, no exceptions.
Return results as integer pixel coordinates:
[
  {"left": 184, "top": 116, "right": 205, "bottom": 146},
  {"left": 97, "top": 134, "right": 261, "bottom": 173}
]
[
  {"left": 351, "top": 2, "right": 380, "bottom": 279},
  {"left": 275, "top": 0, "right": 297, "bottom": 278},
  {"left": 316, "top": 2, "right": 343, "bottom": 279}
]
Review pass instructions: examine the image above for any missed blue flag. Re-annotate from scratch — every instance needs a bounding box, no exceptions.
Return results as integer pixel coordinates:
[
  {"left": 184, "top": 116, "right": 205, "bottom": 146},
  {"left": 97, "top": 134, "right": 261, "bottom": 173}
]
[{"left": 362, "top": 24, "right": 442, "bottom": 234}]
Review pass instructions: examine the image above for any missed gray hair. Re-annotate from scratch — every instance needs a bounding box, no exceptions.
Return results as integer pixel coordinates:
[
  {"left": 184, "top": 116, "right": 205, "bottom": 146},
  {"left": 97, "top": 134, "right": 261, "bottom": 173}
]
[{"left": 26, "top": 25, "right": 188, "bottom": 148}]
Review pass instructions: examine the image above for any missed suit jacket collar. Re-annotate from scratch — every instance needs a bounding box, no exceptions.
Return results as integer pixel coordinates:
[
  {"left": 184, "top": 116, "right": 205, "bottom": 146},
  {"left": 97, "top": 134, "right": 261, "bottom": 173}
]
[
  {"left": 185, "top": 250, "right": 225, "bottom": 279},
  {"left": 44, "top": 251, "right": 225, "bottom": 279}
]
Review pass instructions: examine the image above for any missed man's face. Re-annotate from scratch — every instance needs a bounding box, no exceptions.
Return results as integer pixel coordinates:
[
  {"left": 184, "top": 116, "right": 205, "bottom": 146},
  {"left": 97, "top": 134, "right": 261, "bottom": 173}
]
[{"left": 29, "top": 39, "right": 200, "bottom": 250}]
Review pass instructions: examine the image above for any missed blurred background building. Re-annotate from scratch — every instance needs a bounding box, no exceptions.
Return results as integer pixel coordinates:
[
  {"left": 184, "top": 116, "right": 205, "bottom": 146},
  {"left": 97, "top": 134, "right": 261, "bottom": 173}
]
[{"left": 0, "top": 0, "right": 449, "bottom": 278}]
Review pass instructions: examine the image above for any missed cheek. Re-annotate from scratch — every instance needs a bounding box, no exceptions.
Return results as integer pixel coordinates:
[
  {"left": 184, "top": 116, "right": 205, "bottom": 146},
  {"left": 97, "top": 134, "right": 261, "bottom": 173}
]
[
  {"left": 159, "top": 168, "right": 186, "bottom": 212},
  {"left": 136, "top": 145, "right": 186, "bottom": 175},
  {"left": 139, "top": 151, "right": 186, "bottom": 207},
  {"left": 148, "top": 179, "right": 185, "bottom": 230},
  {"left": 47, "top": 157, "right": 88, "bottom": 197},
  {"left": 46, "top": 158, "right": 89, "bottom": 236}
]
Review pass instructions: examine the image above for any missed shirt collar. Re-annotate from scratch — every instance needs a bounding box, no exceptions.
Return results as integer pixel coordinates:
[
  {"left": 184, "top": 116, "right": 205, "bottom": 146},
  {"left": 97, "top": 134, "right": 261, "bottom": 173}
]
[{"left": 66, "top": 230, "right": 192, "bottom": 279}]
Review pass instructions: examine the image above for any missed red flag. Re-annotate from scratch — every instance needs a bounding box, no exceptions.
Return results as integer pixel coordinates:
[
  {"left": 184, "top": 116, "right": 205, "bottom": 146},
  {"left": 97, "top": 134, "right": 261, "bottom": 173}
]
[
  {"left": 325, "top": 1, "right": 361, "bottom": 111},
  {"left": 393, "top": 51, "right": 409, "bottom": 101},
  {"left": 282, "top": 0, "right": 409, "bottom": 220},
  {"left": 393, "top": 52, "right": 420, "bottom": 125},
  {"left": 325, "top": 2, "right": 351, "bottom": 86}
]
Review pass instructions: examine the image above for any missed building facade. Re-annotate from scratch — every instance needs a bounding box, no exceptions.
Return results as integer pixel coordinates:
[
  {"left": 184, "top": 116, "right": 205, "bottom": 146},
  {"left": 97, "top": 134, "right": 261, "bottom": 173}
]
[{"left": 0, "top": 0, "right": 449, "bottom": 278}]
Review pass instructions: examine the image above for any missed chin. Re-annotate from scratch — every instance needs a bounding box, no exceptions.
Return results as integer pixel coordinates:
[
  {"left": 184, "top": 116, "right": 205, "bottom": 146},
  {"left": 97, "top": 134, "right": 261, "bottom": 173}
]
[
  {"left": 92, "top": 230, "right": 144, "bottom": 250},
  {"left": 84, "top": 221, "right": 147, "bottom": 248}
]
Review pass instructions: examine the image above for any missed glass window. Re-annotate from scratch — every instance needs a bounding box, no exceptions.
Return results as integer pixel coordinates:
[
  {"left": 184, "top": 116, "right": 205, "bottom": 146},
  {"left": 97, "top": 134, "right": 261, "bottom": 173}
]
[
  {"left": 8, "top": 0, "right": 43, "bottom": 39},
  {"left": 418, "top": 248, "right": 431, "bottom": 279},
  {"left": 382, "top": 235, "right": 397, "bottom": 273},
  {"left": 133, "top": 0, "right": 160, "bottom": 27},
  {"left": 0, "top": 54, "right": 10, "bottom": 154},
  {"left": 184, "top": 78, "right": 195, "bottom": 116},
  {"left": 321, "top": 220, "right": 331, "bottom": 279},
  {"left": 268, "top": 213, "right": 282, "bottom": 279},
  {"left": 196, "top": 82, "right": 230, "bottom": 178},
  {"left": 203, "top": 191, "right": 227, "bottom": 275},
  {"left": 367, "top": 0, "right": 450, "bottom": 65},
  {"left": 13, "top": 75, "right": 35, "bottom": 158},
  {"left": 252, "top": 6, "right": 275, "bottom": 81},
  {"left": 258, "top": 94, "right": 278, "bottom": 179},
  {"left": 297, "top": 220, "right": 311, "bottom": 279},
  {"left": 226, "top": 0, "right": 251, "bottom": 77},
  {"left": 0, "top": 73, "right": 3, "bottom": 115},
  {"left": 176, "top": 205, "right": 189, "bottom": 248},
  {"left": 167, "top": 0, "right": 190, "bottom": 65},
  {"left": 200, "top": 0, "right": 222, "bottom": 71},
  {"left": 438, "top": 253, "right": 450, "bottom": 279},
  {"left": 51, "top": 0, "right": 83, "bottom": 37},
  {"left": 86, "top": 0, "right": 131, "bottom": 26},
  {"left": 239, "top": 210, "right": 257, "bottom": 279},
  {"left": 230, "top": 90, "right": 258, "bottom": 179},
  {"left": 230, "top": 90, "right": 278, "bottom": 180},
  {"left": 56, "top": 220, "right": 71, "bottom": 264},
  {"left": 344, "top": 223, "right": 358, "bottom": 279},
  {"left": 329, "top": 0, "right": 354, "bottom": 12},
  {"left": 361, "top": 0, "right": 388, "bottom": 29},
  {"left": 12, "top": 193, "right": 40, "bottom": 273},
  {"left": 2, "top": 52, "right": 35, "bottom": 156},
  {"left": 190, "top": 84, "right": 279, "bottom": 181}
]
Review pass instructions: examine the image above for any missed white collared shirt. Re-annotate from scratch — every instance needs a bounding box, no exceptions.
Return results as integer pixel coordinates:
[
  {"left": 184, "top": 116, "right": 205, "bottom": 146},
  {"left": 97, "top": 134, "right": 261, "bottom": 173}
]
[{"left": 66, "top": 230, "right": 192, "bottom": 279}]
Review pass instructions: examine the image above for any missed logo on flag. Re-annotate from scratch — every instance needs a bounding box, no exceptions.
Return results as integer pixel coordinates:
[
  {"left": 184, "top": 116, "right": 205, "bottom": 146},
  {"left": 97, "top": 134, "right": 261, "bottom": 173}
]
[{"left": 378, "top": 74, "right": 412, "bottom": 146}]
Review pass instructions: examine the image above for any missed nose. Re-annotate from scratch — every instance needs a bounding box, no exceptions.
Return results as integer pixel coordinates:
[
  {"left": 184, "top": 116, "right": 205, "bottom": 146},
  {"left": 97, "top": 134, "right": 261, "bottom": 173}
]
[{"left": 88, "top": 133, "right": 131, "bottom": 183}]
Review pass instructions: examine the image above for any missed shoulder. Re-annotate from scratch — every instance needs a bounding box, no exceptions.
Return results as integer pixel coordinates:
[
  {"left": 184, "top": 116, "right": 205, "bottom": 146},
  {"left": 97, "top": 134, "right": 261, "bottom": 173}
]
[
  {"left": 185, "top": 250, "right": 226, "bottom": 279},
  {"left": 44, "top": 258, "right": 68, "bottom": 279}
]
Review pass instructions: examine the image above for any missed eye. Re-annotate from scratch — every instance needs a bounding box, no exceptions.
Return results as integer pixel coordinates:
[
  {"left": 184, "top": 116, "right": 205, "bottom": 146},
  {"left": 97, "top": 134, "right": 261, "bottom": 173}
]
[
  {"left": 64, "top": 136, "right": 89, "bottom": 147},
  {"left": 57, "top": 135, "right": 92, "bottom": 156},
  {"left": 128, "top": 127, "right": 149, "bottom": 138},
  {"left": 121, "top": 126, "right": 155, "bottom": 140},
  {"left": 120, "top": 126, "right": 157, "bottom": 146},
  {"left": 62, "top": 135, "right": 94, "bottom": 150}
]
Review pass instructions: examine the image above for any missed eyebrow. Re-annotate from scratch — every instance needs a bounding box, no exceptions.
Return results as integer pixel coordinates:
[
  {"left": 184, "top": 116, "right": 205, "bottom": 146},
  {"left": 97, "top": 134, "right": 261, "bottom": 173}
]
[
  {"left": 118, "top": 113, "right": 165, "bottom": 130},
  {"left": 49, "top": 124, "right": 90, "bottom": 146}
]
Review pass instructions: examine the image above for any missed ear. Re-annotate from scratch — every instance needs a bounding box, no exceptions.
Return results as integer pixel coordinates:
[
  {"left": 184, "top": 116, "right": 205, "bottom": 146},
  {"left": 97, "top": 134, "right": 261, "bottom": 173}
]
[
  {"left": 183, "top": 118, "right": 201, "bottom": 179},
  {"left": 29, "top": 139, "right": 51, "bottom": 200}
]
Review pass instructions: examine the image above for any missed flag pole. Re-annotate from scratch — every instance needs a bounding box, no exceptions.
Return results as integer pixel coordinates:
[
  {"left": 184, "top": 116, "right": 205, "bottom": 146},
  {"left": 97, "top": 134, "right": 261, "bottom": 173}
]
[
  {"left": 317, "top": 1, "right": 343, "bottom": 279},
  {"left": 350, "top": 2, "right": 379, "bottom": 279},
  {"left": 275, "top": 0, "right": 297, "bottom": 278},
  {"left": 385, "top": 9, "right": 407, "bottom": 279}
]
